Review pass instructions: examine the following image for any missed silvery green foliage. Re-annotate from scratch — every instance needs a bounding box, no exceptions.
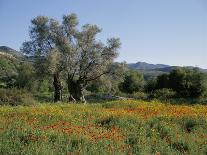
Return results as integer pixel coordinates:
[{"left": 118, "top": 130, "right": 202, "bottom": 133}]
[
  {"left": 21, "top": 13, "right": 121, "bottom": 87},
  {"left": 21, "top": 13, "right": 122, "bottom": 102}
]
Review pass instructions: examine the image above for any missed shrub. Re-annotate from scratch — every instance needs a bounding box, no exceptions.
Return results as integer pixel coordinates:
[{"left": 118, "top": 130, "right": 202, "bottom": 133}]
[
  {"left": 172, "top": 141, "right": 189, "bottom": 154},
  {"left": 0, "top": 88, "right": 36, "bottom": 106},
  {"left": 156, "top": 74, "right": 169, "bottom": 89},
  {"left": 15, "top": 62, "right": 34, "bottom": 90},
  {"left": 145, "top": 78, "right": 157, "bottom": 93},
  {"left": 168, "top": 68, "right": 207, "bottom": 98},
  {"left": 131, "top": 92, "right": 148, "bottom": 100},
  {"left": 96, "top": 116, "right": 120, "bottom": 129},
  {"left": 119, "top": 70, "right": 145, "bottom": 94},
  {"left": 38, "top": 79, "right": 49, "bottom": 93},
  {"left": 180, "top": 117, "right": 206, "bottom": 133},
  {"left": 149, "top": 68, "right": 207, "bottom": 98},
  {"left": 150, "top": 88, "right": 176, "bottom": 100}
]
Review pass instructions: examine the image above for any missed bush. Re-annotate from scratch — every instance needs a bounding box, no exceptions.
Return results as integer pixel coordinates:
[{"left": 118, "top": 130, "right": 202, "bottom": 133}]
[
  {"left": 148, "top": 68, "right": 207, "bottom": 98},
  {"left": 15, "top": 62, "right": 34, "bottom": 90},
  {"left": 119, "top": 70, "right": 145, "bottom": 94},
  {"left": 38, "top": 79, "right": 50, "bottom": 93},
  {"left": 0, "top": 89, "right": 36, "bottom": 106},
  {"left": 150, "top": 88, "right": 176, "bottom": 100},
  {"left": 168, "top": 68, "right": 207, "bottom": 98},
  {"left": 145, "top": 78, "right": 157, "bottom": 93},
  {"left": 131, "top": 92, "right": 148, "bottom": 100}
]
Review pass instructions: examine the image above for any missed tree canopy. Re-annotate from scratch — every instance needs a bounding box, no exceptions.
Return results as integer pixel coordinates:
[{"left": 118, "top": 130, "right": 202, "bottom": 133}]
[{"left": 21, "top": 13, "right": 121, "bottom": 102}]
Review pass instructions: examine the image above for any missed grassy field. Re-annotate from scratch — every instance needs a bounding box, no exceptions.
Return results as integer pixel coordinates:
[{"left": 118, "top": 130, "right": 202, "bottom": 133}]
[{"left": 0, "top": 100, "right": 207, "bottom": 155}]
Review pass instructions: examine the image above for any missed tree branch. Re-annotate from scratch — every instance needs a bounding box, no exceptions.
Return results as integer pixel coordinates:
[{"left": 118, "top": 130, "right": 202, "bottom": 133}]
[{"left": 85, "top": 71, "right": 111, "bottom": 82}]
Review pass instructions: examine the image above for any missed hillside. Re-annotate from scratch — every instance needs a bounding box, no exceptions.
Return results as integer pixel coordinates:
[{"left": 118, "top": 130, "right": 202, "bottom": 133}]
[
  {"left": 128, "top": 62, "right": 207, "bottom": 79},
  {"left": 0, "top": 46, "right": 24, "bottom": 58},
  {"left": 0, "top": 46, "right": 24, "bottom": 88},
  {"left": 128, "top": 62, "right": 170, "bottom": 70}
]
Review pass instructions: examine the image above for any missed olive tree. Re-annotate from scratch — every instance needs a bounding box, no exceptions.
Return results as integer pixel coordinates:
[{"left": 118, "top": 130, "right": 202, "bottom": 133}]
[
  {"left": 21, "top": 13, "right": 121, "bottom": 103},
  {"left": 61, "top": 15, "right": 121, "bottom": 103},
  {"left": 21, "top": 16, "right": 63, "bottom": 102}
]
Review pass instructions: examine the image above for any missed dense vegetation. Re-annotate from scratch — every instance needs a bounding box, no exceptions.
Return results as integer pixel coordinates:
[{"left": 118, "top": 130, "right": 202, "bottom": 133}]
[{"left": 1, "top": 100, "right": 207, "bottom": 154}]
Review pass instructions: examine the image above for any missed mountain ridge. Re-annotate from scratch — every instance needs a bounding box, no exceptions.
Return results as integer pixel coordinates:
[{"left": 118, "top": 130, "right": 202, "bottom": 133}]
[
  {"left": 128, "top": 62, "right": 207, "bottom": 74},
  {"left": 128, "top": 61, "right": 170, "bottom": 70},
  {"left": 0, "top": 46, "right": 23, "bottom": 58}
]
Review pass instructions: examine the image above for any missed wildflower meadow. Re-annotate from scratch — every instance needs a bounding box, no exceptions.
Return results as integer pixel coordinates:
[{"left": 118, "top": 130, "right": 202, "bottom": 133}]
[{"left": 0, "top": 100, "right": 207, "bottom": 154}]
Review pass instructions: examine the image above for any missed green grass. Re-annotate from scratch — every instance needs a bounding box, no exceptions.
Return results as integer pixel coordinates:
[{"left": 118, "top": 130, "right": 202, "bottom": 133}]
[{"left": 0, "top": 100, "right": 207, "bottom": 154}]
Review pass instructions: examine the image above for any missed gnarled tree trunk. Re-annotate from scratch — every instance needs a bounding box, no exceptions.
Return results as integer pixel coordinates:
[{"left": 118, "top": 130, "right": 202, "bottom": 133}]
[
  {"left": 53, "top": 72, "right": 62, "bottom": 102},
  {"left": 68, "top": 79, "right": 86, "bottom": 103}
]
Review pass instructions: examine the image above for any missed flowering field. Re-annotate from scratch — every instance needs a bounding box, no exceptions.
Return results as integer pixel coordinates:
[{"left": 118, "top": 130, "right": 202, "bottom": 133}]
[{"left": 0, "top": 100, "right": 207, "bottom": 155}]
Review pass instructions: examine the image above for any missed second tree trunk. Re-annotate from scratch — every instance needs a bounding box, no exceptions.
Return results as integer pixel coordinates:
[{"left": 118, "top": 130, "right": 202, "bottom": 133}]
[{"left": 53, "top": 73, "right": 62, "bottom": 102}]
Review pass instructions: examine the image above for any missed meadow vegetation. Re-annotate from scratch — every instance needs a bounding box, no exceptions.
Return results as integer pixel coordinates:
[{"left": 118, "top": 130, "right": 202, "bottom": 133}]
[{"left": 1, "top": 100, "right": 207, "bottom": 154}]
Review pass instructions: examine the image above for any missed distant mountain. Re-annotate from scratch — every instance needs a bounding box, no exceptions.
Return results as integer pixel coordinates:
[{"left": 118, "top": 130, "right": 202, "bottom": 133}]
[
  {"left": 0, "top": 46, "right": 23, "bottom": 58},
  {"left": 128, "top": 62, "right": 170, "bottom": 70},
  {"left": 0, "top": 46, "right": 17, "bottom": 53},
  {"left": 128, "top": 61, "right": 207, "bottom": 80}
]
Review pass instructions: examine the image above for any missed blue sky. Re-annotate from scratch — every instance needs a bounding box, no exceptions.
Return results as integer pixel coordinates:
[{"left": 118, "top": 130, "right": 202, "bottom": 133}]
[{"left": 0, "top": 0, "right": 207, "bottom": 68}]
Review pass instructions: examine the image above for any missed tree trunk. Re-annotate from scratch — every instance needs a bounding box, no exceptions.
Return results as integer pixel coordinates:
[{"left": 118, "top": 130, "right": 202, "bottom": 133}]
[
  {"left": 68, "top": 79, "right": 86, "bottom": 103},
  {"left": 53, "top": 73, "right": 62, "bottom": 102}
]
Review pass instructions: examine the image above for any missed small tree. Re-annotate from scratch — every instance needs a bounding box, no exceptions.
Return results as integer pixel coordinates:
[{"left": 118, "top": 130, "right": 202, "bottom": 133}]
[
  {"left": 145, "top": 78, "right": 157, "bottom": 93},
  {"left": 119, "top": 70, "right": 145, "bottom": 94},
  {"left": 151, "top": 68, "right": 207, "bottom": 98},
  {"left": 168, "top": 68, "right": 207, "bottom": 98},
  {"left": 156, "top": 73, "right": 169, "bottom": 89},
  {"left": 15, "top": 62, "right": 34, "bottom": 90}
]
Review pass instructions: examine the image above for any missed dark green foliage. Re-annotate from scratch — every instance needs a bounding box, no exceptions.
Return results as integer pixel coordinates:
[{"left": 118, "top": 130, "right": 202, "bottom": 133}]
[
  {"left": 150, "top": 68, "right": 207, "bottom": 98},
  {"left": 119, "top": 70, "right": 145, "bottom": 94},
  {"left": 15, "top": 62, "right": 34, "bottom": 90},
  {"left": 0, "top": 56, "right": 18, "bottom": 88},
  {"left": 38, "top": 79, "right": 50, "bottom": 93},
  {"left": 145, "top": 78, "right": 157, "bottom": 92},
  {"left": 169, "top": 68, "right": 207, "bottom": 97},
  {"left": 156, "top": 74, "right": 169, "bottom": 89}
]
